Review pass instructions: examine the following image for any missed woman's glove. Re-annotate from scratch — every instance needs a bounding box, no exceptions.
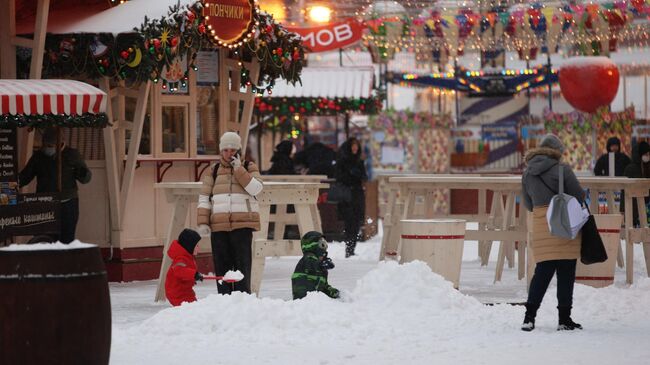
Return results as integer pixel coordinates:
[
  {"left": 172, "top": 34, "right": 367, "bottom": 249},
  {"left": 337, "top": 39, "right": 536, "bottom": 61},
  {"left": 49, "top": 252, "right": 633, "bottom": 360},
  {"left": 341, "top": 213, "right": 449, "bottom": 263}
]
[{"left": 197, "top": 224, "right": 211, "bottom": 236}]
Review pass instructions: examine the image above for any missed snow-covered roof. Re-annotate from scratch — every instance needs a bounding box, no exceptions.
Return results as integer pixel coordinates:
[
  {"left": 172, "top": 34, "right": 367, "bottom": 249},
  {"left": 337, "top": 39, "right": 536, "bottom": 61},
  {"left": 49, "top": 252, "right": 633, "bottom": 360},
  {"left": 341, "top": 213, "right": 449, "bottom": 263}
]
[
  {"left": 270, "top": 67, "right": 375, "bottom": 99},
  {"left": 50, "top": 0, "right": 198, "bottom": 34}
]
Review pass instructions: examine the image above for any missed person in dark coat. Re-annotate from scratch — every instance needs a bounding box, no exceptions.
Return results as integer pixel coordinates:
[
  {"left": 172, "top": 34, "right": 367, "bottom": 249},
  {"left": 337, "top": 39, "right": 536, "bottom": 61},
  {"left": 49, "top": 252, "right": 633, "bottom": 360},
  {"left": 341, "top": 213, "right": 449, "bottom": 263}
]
[
  {"left": 267, "top": 140, "right": 296, "bottom": 175},
  {"left": 335, "top": 137, "right": 367, "bottom": 258},
  {"left": 165, "top": 229, "right": 203, "bottom": 306},
  {"left": 520, "top": 134, "right": 585, "bottom": 332},
  {"left": 18, "top": 127, "right": 92, "bottom": 243},
  {"left": 623, "top": 141, "right": 650, "bottom": 227},
  {"left": 294, "top": 142, "right": 336, "bottom": 177},
  {"left": 291, "top": 231, "right": 339, "bottom": 300},
  {"left": 593, "top": 137, "right": 631, "bottom": 177}
]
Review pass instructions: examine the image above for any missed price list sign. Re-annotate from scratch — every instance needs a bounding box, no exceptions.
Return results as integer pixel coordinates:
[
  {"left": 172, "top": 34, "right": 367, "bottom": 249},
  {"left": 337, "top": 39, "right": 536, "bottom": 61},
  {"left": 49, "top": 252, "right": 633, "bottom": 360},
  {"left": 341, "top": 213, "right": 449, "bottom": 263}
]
[{"left": 0, "top": 127, "right": 18, "bottom": 205}]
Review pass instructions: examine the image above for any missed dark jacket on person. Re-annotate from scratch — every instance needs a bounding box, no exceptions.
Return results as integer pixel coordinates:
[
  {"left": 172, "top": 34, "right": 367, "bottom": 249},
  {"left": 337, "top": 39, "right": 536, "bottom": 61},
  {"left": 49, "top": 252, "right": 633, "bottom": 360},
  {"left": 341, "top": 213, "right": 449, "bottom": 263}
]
[
  {"left": 623, "top": 141, "right": 650, "bottom": 226},
  {"left": 294, "top": 142, "right": 336, "bottom": 177},
  {"left": 291, "top": 233, "right": 339, "bottom": 300},
  {"left": 593, "top": 137, "right": 631, "bottom": 176},
  {"left": 18, "top": 147, "right": 92, "bottom": 200},
  {"left": 335, "top": 139, "right": 367, "bottom": 190},
  {"left": 521, "top": 147, "right": 585, "bottom": 212},
  {"left": 267, "top": 140, "right": 295, "bottom": 175}
]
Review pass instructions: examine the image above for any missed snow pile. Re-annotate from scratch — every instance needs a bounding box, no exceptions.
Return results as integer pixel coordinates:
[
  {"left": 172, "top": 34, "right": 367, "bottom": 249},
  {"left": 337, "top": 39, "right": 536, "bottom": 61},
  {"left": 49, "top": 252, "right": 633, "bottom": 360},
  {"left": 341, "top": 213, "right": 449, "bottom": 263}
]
[
  {"left": 561, "top": 56, "right": 615, "bottom": 69},
  {"left": 111, "top": 261, "right": 514, "bottom": 364},
  {"left": 0, "top": 240, "right": 95, "bottom": 251},
  {"left": 112, "top": 259, "right": 650, "bottom": 364}
]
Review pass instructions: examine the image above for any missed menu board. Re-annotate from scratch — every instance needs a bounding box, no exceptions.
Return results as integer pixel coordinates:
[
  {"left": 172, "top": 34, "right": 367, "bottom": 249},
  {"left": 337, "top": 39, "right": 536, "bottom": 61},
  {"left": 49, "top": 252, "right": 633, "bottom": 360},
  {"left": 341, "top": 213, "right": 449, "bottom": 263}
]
[
  {"left": 0, "top": 127, "right": 18, "bottom": 205},
  {"left": 0, "top": 193, "right": 60, "bottom": 238}
]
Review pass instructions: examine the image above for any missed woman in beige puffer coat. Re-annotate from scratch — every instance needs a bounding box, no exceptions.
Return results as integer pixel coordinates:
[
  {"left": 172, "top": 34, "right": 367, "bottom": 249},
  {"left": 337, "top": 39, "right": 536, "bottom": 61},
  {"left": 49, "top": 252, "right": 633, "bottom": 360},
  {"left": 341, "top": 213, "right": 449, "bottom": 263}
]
[{"left": 197, "top": 132, "right": 263, "bottom": 294}]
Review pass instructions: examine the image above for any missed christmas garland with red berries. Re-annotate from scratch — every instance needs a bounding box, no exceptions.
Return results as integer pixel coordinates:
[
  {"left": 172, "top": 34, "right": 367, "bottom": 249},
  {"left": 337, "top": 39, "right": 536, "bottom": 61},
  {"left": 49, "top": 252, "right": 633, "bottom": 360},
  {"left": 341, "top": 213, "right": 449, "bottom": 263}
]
[{"left": 24, "top": 2, "right": 305, "bottom": 94}]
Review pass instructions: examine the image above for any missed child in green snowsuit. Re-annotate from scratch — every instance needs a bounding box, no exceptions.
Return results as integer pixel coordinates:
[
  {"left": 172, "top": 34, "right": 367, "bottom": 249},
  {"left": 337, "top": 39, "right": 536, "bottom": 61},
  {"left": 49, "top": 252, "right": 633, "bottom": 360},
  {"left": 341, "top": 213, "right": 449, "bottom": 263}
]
[{"left": 292, "top": 231, "right": 340, "bottom": 300}]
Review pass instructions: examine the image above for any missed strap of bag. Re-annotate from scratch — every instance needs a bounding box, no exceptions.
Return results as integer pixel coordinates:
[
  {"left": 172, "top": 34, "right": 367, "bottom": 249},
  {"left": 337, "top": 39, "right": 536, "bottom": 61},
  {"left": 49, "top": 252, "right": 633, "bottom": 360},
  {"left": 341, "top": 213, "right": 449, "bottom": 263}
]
[{"left": 558, "top": 164, "right": 564, "bottom": 195}]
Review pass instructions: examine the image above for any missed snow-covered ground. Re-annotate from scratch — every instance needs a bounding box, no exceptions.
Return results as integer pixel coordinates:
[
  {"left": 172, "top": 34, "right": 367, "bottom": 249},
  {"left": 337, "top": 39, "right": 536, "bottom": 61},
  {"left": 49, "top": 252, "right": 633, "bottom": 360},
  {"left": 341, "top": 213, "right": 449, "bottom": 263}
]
[{"left": 110, "top": 224, "right": 650, "bottom": 364}]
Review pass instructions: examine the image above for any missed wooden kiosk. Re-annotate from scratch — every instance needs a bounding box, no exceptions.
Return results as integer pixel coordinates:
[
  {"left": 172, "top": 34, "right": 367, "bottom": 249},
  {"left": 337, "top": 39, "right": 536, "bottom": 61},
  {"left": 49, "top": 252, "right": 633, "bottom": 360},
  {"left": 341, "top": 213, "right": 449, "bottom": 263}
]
[{"left": 4, "top": 0, "right": 308, "bottom": 281}]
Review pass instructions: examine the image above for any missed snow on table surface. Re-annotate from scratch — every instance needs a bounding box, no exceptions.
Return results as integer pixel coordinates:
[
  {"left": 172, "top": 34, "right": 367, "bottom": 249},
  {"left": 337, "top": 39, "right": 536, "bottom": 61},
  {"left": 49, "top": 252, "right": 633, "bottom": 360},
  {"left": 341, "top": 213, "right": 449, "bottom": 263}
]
[
  {"left": 0, "top": 240, "right": 95, "bottom": 251},
  {"left": 109, "top": 224, "right": 650, "bottom": 364}
]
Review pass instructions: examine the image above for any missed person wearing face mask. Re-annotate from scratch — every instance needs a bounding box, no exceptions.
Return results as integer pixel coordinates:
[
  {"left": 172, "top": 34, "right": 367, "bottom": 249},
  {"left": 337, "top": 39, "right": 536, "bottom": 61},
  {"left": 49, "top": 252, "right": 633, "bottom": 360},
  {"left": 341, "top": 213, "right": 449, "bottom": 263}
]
[
  {"left": 18, "top": 127, "right": 92, "bottom": 243},
  {"left": 623, "top": 141, "right": 650, "bottom": 227}
]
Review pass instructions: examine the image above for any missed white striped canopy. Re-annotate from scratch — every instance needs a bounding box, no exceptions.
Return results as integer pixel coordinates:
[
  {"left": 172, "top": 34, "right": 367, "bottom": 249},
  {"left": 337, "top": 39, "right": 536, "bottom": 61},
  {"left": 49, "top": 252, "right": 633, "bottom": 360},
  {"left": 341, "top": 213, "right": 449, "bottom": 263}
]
[{"left": 0, "top": 80, "right": 107, "bottom": 116}]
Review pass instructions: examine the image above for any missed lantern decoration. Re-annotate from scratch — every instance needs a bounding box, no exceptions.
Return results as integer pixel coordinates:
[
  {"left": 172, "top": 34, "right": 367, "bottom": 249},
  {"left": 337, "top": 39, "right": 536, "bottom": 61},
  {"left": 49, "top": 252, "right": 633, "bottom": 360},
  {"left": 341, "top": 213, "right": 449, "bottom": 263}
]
[{"left": 559, "top": 56, "right": 620, "bottom": 114}]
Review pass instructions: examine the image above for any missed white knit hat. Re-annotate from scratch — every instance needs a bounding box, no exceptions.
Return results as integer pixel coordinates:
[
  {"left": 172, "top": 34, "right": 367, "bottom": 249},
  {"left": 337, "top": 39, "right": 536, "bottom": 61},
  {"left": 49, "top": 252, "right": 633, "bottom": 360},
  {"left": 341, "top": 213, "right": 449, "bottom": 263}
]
[{"left": 219, "top": 132, "right": 241, "bottom": 151}]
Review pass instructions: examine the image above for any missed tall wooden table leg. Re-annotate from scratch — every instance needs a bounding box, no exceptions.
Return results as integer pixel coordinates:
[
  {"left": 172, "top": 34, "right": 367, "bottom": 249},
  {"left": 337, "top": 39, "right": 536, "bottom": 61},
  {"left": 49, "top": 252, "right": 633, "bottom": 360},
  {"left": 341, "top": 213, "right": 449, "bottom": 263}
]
[
  {"left": 251, "top": 203, "right": 271, "bottom": 296},
  {"left": 494, "top": 192, "right": 514, "bottom": 283},
  {"left": 379, "top": 188, "right": 396, "bottom": 260},
  {"left": 478, "top": 189, "right": 488, "bottom": 266},
  {"left": 625, "top": 193, "right": 634, "bottom": 284}
]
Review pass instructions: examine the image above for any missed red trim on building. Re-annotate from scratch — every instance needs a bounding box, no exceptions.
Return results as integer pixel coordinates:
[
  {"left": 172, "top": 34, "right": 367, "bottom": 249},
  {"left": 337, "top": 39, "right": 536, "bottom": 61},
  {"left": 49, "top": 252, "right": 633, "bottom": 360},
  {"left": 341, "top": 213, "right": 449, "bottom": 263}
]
[{"left": 101, "top": 247, "right": 213, "bottom": 282}]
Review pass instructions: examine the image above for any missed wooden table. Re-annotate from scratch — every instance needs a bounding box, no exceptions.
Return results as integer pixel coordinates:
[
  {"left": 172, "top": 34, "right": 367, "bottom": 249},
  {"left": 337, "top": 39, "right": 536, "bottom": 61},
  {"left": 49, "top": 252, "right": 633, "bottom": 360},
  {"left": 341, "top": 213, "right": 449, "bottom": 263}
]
[
  {"left": 153, "top": 181, "right": 327, "bottom": 301},
  {"left": 380, "top": 175, "right": 650, "bottom": 284}
]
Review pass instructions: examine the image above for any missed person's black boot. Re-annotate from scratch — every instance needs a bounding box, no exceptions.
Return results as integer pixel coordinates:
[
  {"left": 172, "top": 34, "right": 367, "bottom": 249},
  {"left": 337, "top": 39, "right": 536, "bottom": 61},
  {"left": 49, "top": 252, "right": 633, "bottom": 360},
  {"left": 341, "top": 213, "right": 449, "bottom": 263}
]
[
  {"left": 521, "top": 303, "right": 539, "bottom": 332},
  {"left": 557, "top": 306, "right": 583, "bottom": 331}
]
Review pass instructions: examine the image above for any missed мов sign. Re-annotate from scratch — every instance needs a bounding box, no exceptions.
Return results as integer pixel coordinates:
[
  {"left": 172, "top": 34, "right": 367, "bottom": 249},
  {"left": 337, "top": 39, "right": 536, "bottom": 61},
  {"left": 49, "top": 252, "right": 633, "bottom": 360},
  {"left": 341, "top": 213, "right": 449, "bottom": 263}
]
[
  {"left": 286, "top": 18, "right": 364, "bottom": 53},
  {"left": 203, "top": 0, "right": 257, "bottom": 48}
]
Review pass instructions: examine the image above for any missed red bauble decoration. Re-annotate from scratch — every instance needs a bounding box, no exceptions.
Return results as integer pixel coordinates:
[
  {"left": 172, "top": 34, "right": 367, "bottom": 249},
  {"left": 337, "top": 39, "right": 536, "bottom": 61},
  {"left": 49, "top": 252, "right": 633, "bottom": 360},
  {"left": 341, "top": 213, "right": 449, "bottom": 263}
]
[
  {"left": 198, "top": 24, "right": 206, "bottom": 34},
  {"left": 559, "top": 57, "right": 619, "bottom": 114},
  {"left": 120, "top": 51, "right": 129, "bottom": 59},
  {"left": 153, "top": 39, "right": 161, "bottom": 50}
]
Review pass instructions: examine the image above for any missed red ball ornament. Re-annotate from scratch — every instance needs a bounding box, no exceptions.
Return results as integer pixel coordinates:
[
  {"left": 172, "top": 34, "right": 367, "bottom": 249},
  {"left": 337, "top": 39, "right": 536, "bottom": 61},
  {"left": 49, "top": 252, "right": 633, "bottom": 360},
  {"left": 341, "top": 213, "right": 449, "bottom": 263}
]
[
  {"left": 187, "top": 11, "right": 196, "bottom": 23},
  {"left": 289, "top": 106, "right": 295, "bottom": 112},
  {"left": 171, "top": 37, "right": 179, "bottom": 47},
  {"left": 198, "top": 24, "right": 206, "bottom": 33},
  {"left": 153, "top": 39, "right": 161, "bottom": 50},
  {"left": 559, "top": 57, "right": 619, "bottom": 114},
  {"left": 265, "top": 25, "right": 273, "bottom": 33},
  {"left": 120, "top": 50, "right": 129, "bottom": 59}
]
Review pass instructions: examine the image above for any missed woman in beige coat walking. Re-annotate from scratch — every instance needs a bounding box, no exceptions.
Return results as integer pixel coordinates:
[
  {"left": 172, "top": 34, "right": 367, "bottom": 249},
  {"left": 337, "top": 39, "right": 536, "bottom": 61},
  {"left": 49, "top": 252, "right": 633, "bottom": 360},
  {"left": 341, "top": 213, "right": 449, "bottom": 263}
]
[{"left": 520, "top": 134, "right": 585, "bottom": 332}]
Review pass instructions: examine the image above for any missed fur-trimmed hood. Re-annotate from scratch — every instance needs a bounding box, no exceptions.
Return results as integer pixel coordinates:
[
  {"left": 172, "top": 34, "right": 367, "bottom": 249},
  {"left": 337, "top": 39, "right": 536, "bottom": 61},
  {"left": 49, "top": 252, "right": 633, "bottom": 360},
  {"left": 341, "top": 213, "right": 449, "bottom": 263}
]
[{"left": 524, "top": 147, "right": 562, "bottom": 176}]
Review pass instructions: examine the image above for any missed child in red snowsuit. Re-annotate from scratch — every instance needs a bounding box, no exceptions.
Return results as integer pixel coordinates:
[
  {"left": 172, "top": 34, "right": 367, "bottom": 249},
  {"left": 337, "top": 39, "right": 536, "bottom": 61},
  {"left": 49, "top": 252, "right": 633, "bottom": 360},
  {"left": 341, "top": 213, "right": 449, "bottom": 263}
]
[{"left": 165, "top": 229, "right": 204, "bottom": 306}]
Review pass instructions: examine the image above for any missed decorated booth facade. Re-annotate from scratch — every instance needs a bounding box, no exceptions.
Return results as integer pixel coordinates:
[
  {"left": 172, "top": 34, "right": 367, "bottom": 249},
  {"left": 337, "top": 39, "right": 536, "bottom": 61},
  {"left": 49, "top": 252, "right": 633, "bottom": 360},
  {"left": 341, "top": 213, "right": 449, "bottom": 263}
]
[{"left": 4, "top": 0, "right": 307, "bottom": 281}]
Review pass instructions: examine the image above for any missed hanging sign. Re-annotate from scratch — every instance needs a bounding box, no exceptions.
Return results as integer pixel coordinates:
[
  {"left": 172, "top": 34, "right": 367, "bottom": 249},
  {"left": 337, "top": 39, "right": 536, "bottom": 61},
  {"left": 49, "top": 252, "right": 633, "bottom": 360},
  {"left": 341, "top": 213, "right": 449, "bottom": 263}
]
[
  {"left": 202, "top": 0, "right": 257, "bottom": 48},
  {"left": 285, "top": 18, "right": 364, "bottom": 53}
]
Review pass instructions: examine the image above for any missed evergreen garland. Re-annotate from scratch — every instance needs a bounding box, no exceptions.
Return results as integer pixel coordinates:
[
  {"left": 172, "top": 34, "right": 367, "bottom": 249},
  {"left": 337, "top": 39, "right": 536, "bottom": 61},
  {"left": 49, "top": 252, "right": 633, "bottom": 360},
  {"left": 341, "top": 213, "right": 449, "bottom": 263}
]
[
  {"left": 0, "top": 113, "right": 109, "bottom": 128},
  {"left": 27, "top": 2, "right": 306, "bottom": 93},
  {"left": 255, "top": 96, "right": 383, "bottom": 117}
]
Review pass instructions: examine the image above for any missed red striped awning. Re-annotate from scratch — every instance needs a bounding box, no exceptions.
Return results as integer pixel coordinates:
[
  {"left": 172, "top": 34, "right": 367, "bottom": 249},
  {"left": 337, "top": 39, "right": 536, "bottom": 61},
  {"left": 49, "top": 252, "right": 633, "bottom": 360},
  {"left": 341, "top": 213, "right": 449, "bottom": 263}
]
[{"left": 0, "top": 79, "right": 107, "bottom": 116}]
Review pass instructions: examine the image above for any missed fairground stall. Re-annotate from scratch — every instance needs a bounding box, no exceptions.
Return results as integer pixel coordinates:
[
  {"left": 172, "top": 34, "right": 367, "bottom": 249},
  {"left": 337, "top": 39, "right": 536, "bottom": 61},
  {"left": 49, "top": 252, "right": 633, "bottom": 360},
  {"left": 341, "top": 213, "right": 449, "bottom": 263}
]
[
  {"left": 7, "top": 0, "right": 307, "bottom": 281},
  {"left": 254, "top": 66, "right": 382, "bottom": 241},
  {"left": 0, "top": 79, "right": 108, "bottom": 242}
]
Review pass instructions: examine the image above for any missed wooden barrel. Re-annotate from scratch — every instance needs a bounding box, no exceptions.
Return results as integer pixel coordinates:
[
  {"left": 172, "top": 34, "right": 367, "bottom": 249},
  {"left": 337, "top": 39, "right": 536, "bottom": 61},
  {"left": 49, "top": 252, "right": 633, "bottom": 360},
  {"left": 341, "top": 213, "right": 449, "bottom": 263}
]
[
  {"left": 575, "top": 214, "right": 623, "bottom": 288},
  {"left": 399, "top": 219, "right": 466, "bottom": 289},
  {"left": 0, "top": 244, "right": 111, "bottom": 365}
]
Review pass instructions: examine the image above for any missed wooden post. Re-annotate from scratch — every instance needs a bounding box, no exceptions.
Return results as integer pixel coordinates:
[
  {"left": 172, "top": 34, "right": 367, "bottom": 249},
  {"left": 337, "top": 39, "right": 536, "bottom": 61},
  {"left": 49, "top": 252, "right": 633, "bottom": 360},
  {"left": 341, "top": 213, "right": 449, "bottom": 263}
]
[
  {"left": 0, "top": 0, "right": 16, "bottom": 79},
  {"left": 218, "top": 54, "right": 260, "bottom": 156},
  {"left": 119, "top": 81, "right": 151, "bottom": 225},
  {"left": 99, "top": 78, "right": 123, "bottom": 244}
]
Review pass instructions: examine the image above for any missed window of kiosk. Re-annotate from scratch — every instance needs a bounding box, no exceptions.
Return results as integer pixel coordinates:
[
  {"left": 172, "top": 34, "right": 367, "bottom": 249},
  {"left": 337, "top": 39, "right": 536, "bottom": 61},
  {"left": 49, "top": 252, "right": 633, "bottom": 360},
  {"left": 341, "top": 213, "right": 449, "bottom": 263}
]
[
  {"left": 124, "top": 94, "right": 153, "bottom": 155},
  {"left": 196, "top": 86, "right": 219, "bottom": 156},
  {"left": 160, "top": 105, "right": 188, "bottom": 156}
]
